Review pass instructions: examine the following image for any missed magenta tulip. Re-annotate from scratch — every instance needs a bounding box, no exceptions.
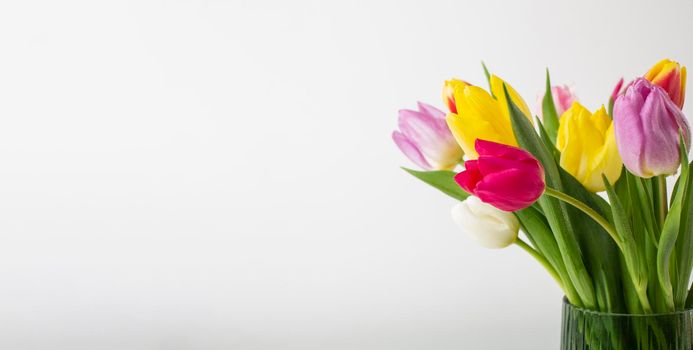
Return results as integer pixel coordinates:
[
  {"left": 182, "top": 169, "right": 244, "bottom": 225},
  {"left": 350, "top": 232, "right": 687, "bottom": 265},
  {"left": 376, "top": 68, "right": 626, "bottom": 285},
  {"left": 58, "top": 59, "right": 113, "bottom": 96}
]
[
  {"left": 613, "top": 78, "right": 691, "bottom": 178},
  {"left": 392, "top": 102, "right": 464, "bottom": 170},
  {"left": 454, "top": 139, "right": 545, "bottom": 211}
]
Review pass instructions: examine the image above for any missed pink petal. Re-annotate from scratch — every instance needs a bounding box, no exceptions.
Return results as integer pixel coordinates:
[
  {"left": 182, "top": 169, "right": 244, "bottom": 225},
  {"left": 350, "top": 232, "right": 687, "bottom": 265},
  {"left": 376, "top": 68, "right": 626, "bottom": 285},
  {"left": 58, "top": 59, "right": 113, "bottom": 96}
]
[
  {"left": 399, "top": 109, "right": 454, "bottom": 160},
  {"left": 610, "top": 78, "right": 625, "bottom": 102},
  {"left": 552, "top": 86, "right": 577, "bottom": 115},
  {"left": 455, "top": 161, "right": 482, "bottom": 193},
  {"left": 476, "top": 156, "right": 522, "bottom": 176},
  {"left": 475, "top": 139, "right": 534, "bottom": 162},
  {"left": 614, "top": 81, "right": 648, "bottom": 176},
  {"left": 392, "top": 131, "right": 432, "bottom": 170},
  {"left": 640, "top": 87, "right": 689, "bottom": 175},
  {"left": 416, "top": 102, "right": 446, "bottom": 120},
  {"left": 474, "top": 168, "right": 545, "bottom": 211}
]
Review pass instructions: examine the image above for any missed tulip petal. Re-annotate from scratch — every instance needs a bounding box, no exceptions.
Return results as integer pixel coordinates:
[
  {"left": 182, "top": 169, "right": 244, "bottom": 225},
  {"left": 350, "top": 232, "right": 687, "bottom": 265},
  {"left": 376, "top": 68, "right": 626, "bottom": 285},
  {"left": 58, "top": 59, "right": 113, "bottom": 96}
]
[
  {"left": 417, "top": 102, "right": 446, "bottom": 120},
  {"left": 681, "top": 66, "right": 687, "bottom": 107},
  {"left": 640, "top": 88, "right": 687, "bottom": 175},
  {"left": 645, "top": 59, "right": 686, "bottom": 108},
  {"left": 451, "top": 197, "right": 519, "bottom": 249},
  {"left": 614, "top": 82, "right": 648, "bottom": 177},
  {"left": 474, "top": 168, "right": 545, "bottom": 211},
  {"left": 392, "top": 131, "right": 432, "bottom": 170},
  {"left": 455, "top": 160, "right": 482, "bottom": 193},
  {"left": 556, "top": 102, "right": 622, "bottom": 191},
  {"left": 610, "top": 78, "right": 625, "bottom": 102},
  {"left": 398, "top": 109, "right": 452, "bottom": 163},
  {"left": 450, "top": 85, "right": 515, "bottom": 158},
  {"left": 553, "top": 85, "right": 578, "bottom": 116},
  {"left": 614, "top": 78, "right": 690, "bottom": 178},
  {"left": 490, "top": 75, "right": 532, "bottom": 124},
  {"left": 447, "top": 112, "right": 503, "bottom": 159},
  {"left": 475, "top": 138, "right": 533, "bottom": 161}
]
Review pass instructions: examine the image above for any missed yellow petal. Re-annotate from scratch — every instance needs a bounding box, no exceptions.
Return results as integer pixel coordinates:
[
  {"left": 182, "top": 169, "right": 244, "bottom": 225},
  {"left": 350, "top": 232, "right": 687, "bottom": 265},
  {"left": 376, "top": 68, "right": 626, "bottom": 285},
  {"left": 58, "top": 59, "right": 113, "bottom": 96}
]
[
  {"left": 443, "top": 79, "right": 469, "bottom": 112},
  {"left": 557, "top": 102, "right": 622, "bottom": 192},
  {"left": 489, "top": 75, "right": 533, "bottom": 125},
  {"left": 645, "top": 59, "right": 673, "bottom": 81},
  {"left": 450, "top": 85, "right": 517, "bottom": 158},
  {"left": 645, "top": 59, "right": 682, "bottom": 85},
  {"left": 557, "top": 102, "right": 589, "bottom": 180}
]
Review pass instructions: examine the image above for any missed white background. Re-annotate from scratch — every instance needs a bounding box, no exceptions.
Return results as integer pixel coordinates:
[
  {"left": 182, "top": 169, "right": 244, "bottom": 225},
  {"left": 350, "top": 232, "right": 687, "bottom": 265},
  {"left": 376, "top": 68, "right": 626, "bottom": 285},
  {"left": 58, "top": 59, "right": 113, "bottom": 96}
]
[{"left": 0, "top": 0, "right": 691, "bottom": 349}]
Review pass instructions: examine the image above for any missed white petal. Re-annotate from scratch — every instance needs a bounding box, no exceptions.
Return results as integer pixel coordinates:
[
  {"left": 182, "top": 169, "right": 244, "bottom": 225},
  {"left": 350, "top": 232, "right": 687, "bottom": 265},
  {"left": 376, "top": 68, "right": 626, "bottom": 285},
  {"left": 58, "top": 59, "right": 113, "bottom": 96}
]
[{"left": 451, "top": 197, "right": 519, "bottom": 249}]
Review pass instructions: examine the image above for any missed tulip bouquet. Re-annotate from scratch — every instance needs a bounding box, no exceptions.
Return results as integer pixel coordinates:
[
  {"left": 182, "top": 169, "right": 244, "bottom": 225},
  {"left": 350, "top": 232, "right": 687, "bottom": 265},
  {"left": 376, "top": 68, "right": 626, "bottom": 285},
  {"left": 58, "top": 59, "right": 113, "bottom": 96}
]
[{"left": 393, "top": 59, "right": 693, "bottom": 317}]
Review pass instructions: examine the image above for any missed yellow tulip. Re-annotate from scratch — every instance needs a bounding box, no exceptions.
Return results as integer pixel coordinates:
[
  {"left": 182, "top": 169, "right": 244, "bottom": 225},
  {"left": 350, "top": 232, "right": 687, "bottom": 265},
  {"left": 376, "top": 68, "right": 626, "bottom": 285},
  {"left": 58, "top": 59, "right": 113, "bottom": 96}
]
[
  {"left": 442, "top": 79, "right": 470, "bottom": 113},
  {"left": 445, "top": 75, "right": 532, "bottom": 159},
  {"left": 557, "top": 103, "right": 622, "bottom": 192}
]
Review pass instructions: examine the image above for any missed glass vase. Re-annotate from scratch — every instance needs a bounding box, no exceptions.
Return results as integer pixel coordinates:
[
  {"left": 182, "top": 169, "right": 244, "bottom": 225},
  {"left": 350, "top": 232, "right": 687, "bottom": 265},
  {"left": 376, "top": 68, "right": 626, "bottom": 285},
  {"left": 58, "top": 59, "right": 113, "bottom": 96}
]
[{"left": 561, "top": 298, "right": 693, "bottom": 349}]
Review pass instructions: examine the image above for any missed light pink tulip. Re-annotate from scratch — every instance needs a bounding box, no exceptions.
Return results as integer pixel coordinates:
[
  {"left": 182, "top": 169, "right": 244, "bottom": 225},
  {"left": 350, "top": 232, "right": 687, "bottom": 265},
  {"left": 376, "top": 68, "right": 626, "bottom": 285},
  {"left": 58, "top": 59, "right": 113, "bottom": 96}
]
[
  {"left": 392, "top": 102, "right": 463, "bottom": 170},
  {"left": 613, "top": 78, "right": 691, "bottom": 178}
]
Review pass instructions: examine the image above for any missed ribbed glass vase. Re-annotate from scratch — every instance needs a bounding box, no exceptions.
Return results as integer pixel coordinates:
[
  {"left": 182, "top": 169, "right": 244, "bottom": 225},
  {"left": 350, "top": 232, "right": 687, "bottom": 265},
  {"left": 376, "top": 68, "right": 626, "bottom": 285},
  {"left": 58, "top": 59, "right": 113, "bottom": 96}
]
[{"left": 561, "top": 298, "right": 693, "bottom": 349}]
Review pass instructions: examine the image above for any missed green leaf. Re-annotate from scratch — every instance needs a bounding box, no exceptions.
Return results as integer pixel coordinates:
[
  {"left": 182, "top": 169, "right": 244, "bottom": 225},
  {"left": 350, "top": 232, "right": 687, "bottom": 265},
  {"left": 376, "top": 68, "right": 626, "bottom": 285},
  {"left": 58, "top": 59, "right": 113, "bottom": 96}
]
[
  {"left": 559, "top": 169, "right": 623, "bottom": 312},
  {"left": 614, "top": 170, "right": 631, "bottom": 218},
  {"left": 504, "top": 85, "right": 562, "bottom": 187},
  {"left": 541, "top": 69, "right": 560, "bottom": 145},
  {"left": 674, "top": 164, "right": 693, "bottom": 308},
  {"left": 657, "top": 190, "right": 682, "bottom": 311},
  {"left": 504, "top": 84, "right": 596, "bottom": 309},
  {"left": 660, "top": 135, "right": 690, "bottom": 310},
  {"left": 536, "top": 117, "right": 560, "bottom": 163},
  {"left": 631, "top": 174, "right": 658, "bottom": 246},
  {"left": 481, "top": 61, "right": 492, "bottom": 94},
  {"left": 402, "top": 168, "right": 469, "bottom": 202},
  {"left": 604, "top": 175, "right": 651, "bottom": 312},
  {"left": 515, "top": 206, "right": 582, "bottom": 306}
]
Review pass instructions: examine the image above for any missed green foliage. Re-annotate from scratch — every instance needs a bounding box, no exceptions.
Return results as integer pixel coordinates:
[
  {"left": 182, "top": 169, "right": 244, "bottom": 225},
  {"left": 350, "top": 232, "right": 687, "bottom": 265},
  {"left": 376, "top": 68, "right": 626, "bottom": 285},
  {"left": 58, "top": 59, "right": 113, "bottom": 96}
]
[
  {"left": 541, "top": 70, "right": 560, "bottom": 145},
  {"left": 402, "top": 168, "right": 469, "bottom": 202},
  {"left": 504, "top": 84, "right": 596, "bottom": 309}
]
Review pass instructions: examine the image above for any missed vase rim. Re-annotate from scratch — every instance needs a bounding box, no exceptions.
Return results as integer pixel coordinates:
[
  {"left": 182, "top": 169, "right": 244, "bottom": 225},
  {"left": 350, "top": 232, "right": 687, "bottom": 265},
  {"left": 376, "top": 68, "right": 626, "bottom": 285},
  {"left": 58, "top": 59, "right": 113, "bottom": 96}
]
[{"left": 562, "top": 297, "right": 693, "bottom": 317}]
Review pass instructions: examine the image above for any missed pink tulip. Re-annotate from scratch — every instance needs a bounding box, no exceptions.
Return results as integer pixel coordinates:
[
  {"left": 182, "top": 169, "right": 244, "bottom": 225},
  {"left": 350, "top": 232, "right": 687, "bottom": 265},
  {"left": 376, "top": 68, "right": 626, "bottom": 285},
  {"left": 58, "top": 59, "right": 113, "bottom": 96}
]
[
  {"left": 454, "top": 139, "right": 545, "bottom": 211},
  {"left": 613, "top": 78, "right": 691, "bottom": 178},
  {"left": 537, "top": 85, "right": 577, "bottom": 119},
  {"left": 392, "top": 102, "right": 464, "bottom": 170}
]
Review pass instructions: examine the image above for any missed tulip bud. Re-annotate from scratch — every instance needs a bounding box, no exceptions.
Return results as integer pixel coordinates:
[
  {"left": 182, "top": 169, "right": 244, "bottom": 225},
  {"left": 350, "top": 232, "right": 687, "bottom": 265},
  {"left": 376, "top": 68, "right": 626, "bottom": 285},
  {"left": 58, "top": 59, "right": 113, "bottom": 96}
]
[
  {"left": 537, "top": 85, "right": 578, "bottom": 119},
  {"left": 392, "top": 102, "right": 464, "bottom": 170},
  {"left": 644, "top": 59, "right": 687, "bottom": 108},
  {"left": 442, "top": 79, "right": 469, "bottom": 113},
  {"left": 613, "top": 78, "right": 691, "bottom": 178},
  {"left": 557, "top": 103, "right": 622, "bottom": 192},
  {"left": 454, "top": 139, "right": 545, "bottom": 211},
  {"left": 451, "top": 196, "right": 519, "bottom": 249},
  {"left": 610, "top": 78, "right": 625, "bottom": 103}
]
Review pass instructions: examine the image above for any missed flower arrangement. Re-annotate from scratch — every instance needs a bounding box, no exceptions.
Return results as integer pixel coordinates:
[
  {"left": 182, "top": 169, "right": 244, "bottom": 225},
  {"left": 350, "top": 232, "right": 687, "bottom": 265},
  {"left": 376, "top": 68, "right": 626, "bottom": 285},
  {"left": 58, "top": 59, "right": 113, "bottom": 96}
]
[{"left": 393, "top": 59, "right": 692, "bottom": 315}]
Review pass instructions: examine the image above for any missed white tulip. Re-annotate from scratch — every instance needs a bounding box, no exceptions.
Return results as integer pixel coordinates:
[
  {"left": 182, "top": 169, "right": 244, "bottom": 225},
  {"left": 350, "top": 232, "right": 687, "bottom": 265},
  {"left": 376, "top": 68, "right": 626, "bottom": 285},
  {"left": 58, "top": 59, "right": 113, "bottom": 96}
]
[{"left": 451, "top": 196, "right": 519, "bottom": 249}]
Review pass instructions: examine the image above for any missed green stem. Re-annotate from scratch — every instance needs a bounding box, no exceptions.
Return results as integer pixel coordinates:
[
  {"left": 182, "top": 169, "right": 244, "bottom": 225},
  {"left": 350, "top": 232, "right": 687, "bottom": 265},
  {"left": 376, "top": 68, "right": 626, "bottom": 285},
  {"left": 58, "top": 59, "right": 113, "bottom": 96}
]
[
  {"left": 515, "top": 238, "right": 564, "bottom": 290},
  {"left": 657, "top": 175, "right": 668, "bottom": 227},
  {"left": 544, "top": 187, "right": 653, "bottom": 314},
  {"left": 543, "top": 188, "right": 621, "bottom": 249}
]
